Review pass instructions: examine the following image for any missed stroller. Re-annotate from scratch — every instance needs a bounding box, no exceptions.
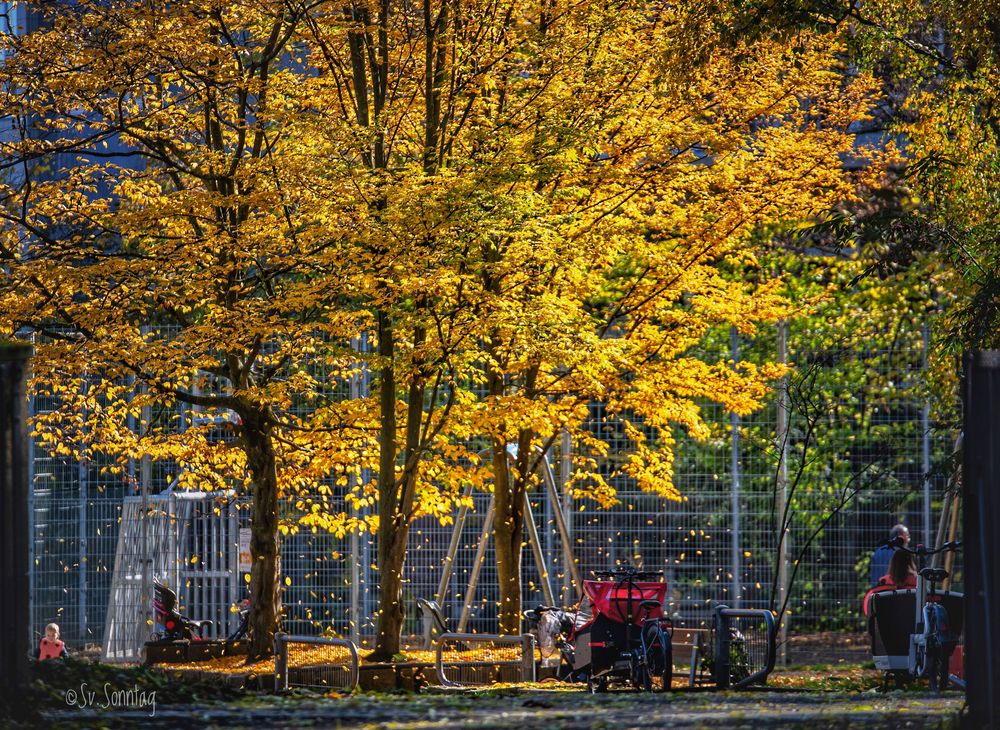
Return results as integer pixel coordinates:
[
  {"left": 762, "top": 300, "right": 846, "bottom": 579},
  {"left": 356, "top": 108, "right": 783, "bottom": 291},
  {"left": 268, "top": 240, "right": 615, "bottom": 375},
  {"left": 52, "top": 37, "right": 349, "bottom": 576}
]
[
  {"left": 524, "top": 604, "right": 589, "bottom": 680},
  {"left": 570, "top": 567, "right": 673, "bottom": 692},
  {"left": 152, "top": 579, "right": 214, "bottom": 642}
]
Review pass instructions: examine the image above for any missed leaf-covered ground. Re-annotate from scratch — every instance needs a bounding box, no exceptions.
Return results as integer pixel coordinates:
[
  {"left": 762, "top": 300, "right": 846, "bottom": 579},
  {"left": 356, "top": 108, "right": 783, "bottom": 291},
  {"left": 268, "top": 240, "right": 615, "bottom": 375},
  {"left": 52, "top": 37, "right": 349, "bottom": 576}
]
[{"left": 7, "top": 657, "right": 964, "bottom": 729}]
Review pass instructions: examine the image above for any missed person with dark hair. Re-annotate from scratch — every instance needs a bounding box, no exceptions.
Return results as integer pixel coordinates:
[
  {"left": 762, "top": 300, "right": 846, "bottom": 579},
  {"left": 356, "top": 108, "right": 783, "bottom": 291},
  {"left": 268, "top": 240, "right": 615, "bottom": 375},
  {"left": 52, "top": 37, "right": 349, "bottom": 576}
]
[
  {"left": 863, "top": 538, "right": 918, "bottom": 616},
  {"left": 880, "top": 549, "right": 917, "bottom": 589},
  {"left": 870, "top": 524, "right": 910, "bottom": 587}
]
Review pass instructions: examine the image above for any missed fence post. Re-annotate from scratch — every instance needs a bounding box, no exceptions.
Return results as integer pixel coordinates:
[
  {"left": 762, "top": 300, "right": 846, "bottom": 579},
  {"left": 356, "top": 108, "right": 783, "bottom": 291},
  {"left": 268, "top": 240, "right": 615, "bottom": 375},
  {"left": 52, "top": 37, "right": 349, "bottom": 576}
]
[
  {"left": 0, "top": 342, "right": 32, "bottom": 687},
  {"left": 962, "top": 352, "right": 1000, "bottom": 730},
  {"left": 729, "top": 327, "right": 742, "bottom": 608},
  {"left": 560, "top": 429, "right": 573, "bottom": 600},
  {"left": 273, "top": 632, "right": 288, "bottom": 692},
  {"left": 775, "top": 320, "right": 790, "bottom": 666},
  {"left": 713, "top": 604, "right": 730, "bottom": 690},
  {"left": 77, "top": 380, "right": 89, "bottom": 641},
  {"left": 922, "top": 325, "right": 932, "bottom": 547},
  {"left": 520, "top": 634, "right": 537, "bottom": 683}
]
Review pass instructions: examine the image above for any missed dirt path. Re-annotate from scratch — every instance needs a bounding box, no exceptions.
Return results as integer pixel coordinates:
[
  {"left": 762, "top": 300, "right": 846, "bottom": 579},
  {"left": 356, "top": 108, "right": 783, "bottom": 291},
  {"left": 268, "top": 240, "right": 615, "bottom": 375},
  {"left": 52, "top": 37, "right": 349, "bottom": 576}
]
[
  {"left": 43, "top": 686, "right": 964, "bottom": 729},
  {"left": 784, "top": 632, "right": 871, "bottom": 666}
]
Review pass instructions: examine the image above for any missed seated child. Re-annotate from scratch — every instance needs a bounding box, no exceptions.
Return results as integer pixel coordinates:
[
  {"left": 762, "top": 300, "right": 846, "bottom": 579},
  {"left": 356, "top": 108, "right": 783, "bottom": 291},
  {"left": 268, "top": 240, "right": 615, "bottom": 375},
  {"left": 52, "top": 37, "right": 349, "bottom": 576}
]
[
  {"left": 36, "top": 623, "right": 69, "bottom": 661},
  {"left": 863, "top": 550, "right": 918, "bottom": 616}
]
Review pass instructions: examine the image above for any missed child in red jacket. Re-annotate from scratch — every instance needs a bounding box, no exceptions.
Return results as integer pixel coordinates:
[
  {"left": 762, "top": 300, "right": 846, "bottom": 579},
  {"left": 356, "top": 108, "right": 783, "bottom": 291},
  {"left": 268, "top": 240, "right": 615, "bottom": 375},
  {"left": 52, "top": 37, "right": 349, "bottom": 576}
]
[{"left": 36, "top": 623, "right": 69, "bottom": 660}]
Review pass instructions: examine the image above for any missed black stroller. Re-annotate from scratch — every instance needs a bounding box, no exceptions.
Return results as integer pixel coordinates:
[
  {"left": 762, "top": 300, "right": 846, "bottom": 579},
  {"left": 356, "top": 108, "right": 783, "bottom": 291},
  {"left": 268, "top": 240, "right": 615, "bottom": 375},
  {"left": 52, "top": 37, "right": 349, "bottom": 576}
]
[{"left": 152, "top": 579, "right": 214, "bottom": 641}]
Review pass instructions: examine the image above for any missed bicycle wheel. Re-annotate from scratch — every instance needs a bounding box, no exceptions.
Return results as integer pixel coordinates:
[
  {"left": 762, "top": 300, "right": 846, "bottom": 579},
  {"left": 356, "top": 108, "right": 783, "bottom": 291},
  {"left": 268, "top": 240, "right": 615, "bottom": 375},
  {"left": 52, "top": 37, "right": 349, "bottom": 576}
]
[
  {"left": 631, "top": 651, "right": 652, "bottom": 692},
  {"left": 656, "top": 641, "right": 673, "bottom": 691},
  {"left": 936, "top": 643, "right": 954, "bottom": 691},
  {"left": 644, "top": 626, "right": 672, "bottom": 691},
  {"left": 925, "top": 636, "right": 942, "bottom": 691}
]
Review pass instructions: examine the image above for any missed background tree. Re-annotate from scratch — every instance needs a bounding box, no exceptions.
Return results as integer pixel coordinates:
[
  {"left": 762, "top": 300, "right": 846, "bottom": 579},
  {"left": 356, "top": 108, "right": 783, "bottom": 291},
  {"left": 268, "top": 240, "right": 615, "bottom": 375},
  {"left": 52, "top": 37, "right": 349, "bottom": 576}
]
[{"left": 719, "top": 0, "right": 1000, "bottom": 352}]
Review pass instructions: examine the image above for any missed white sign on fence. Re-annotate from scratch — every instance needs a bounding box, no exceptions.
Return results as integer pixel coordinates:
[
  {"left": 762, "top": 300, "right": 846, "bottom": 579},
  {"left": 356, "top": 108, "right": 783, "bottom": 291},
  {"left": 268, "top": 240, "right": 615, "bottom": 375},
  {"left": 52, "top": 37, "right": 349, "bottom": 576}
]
[{"left": 239, "top": 528, "right": 252, "bottom": 573}]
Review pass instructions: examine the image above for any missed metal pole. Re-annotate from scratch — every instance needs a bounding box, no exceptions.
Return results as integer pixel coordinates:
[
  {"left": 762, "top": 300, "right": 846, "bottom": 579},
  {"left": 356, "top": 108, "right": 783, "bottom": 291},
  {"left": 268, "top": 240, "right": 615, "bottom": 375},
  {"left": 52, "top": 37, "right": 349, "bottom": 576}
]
[
  {"left": 139, "top": 478, "right": 150, "bottom": 660},
  {"left": 541, "top": 450, "right": 582, "bottom": 599},
  {"left": 348, "top": 519, "right": 360, "bottom": 641},
  {"left": 228, "top": 499, "right": 238, "bottom": 635},
  {"left": 139, "top": 327, "right": 152, "bottom": 497},
  {"left": 560, "top": 430, "right": 573, "bottom": 600},
  {"left": 349, "top": 338, "right": 362, "bottom": 645},
  {"left": 522, "top": 491, "right": 556, "bottom": 608},
  {"left": 713, "top": 603, "right": 731, "bottom": 689},
  {"left": 457, "top": 497, "right": 494, "bottom": 634},
  {"left": 26, "top": 340, "right": 36, "bottom": 663},
  {"left": 730, "top": 327, "right": 742, "bottom": 608},
  {"left": 426, "top": 480, "right": 474, "bottom": 646},
  {"left": 358, "top": 335, "right": 374, "bottom": 635},
  {"left": 543, "top": 465, "right": 554, "bottom": 595},
  {"left": 922, "top": 324, "right": 932, "bottom": 547},
  {"left": 0, "top": 342, "right": 33, "bottom": 686},
  {"left": 775, "top": 321, "right": 789, "bottom": 665},
  {"left": 78, "top": 381, "right": 89, "bottom": 641}
]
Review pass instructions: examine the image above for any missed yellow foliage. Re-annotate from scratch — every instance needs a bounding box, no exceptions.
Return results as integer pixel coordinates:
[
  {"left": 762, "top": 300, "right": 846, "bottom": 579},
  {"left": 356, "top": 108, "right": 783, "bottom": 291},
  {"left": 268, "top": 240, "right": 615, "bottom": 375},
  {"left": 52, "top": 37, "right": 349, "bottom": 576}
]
[{"left": 0, "top": 1, "right": 881, "bottom": 591}]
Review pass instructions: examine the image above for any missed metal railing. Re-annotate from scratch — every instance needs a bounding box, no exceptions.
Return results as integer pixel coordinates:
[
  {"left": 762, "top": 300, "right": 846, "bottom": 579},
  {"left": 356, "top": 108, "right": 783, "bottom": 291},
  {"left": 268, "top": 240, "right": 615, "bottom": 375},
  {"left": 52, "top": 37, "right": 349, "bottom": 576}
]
[
  {"left": 435, "top": 633, "right": 536, "bottom": 687},
  {"left": 273, "top": 632, "right": 360, "bottom": 692},
  {"left": 712, "top": 606, "right": 776, "bottom": 689}
]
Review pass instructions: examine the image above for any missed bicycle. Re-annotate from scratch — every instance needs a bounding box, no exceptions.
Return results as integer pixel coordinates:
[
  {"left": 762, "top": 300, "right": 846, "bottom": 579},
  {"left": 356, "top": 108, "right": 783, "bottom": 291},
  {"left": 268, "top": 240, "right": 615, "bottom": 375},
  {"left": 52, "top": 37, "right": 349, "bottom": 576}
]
[
  {"left": 573, "top": 567, "right": 673, "bottom": 692},
  {"left": 866, "top": 537, "right": 963, "bottom": 691}
]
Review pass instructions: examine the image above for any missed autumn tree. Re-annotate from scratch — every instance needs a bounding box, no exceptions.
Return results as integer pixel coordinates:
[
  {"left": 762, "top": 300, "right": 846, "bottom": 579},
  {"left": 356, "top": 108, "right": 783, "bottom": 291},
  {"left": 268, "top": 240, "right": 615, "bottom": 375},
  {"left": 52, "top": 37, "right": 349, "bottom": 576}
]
[
  {"left": 455, "top": 5, "right": 887, "bottom": 632},
  {"left": 2, "top": 0, "right": 890, "bottom": 660},
  {"left": 295, "top": 0, "right": 888, "bottom": 639},
  {"left": 0, "top": 0, "right": 372, "bottom": 660}
]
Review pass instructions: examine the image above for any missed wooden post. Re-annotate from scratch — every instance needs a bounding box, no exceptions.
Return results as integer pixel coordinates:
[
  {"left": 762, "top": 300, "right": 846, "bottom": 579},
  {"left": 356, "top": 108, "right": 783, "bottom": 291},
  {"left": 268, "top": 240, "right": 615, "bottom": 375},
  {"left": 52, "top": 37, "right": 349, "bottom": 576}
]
[
  {"left": 0, "top": 341, "right": 32, "bottom": 686},
  {"left": 962, "top": 351, "right": 1000, "bottom": 730}
]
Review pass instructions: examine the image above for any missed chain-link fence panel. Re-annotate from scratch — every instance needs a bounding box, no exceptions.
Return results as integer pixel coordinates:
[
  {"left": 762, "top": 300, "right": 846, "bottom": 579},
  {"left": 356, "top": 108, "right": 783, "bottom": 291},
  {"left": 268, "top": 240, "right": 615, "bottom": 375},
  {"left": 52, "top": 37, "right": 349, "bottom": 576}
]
[{"left": 27, "top": 323, "right": 959, "bottom": 653}]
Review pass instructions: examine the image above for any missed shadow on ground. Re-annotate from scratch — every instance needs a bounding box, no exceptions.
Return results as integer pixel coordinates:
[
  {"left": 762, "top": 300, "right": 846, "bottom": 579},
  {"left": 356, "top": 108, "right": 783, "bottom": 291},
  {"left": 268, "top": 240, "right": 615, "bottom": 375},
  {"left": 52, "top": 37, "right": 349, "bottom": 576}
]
[{"left": 37, "top": 685, "right": 964, "bottom": 729}]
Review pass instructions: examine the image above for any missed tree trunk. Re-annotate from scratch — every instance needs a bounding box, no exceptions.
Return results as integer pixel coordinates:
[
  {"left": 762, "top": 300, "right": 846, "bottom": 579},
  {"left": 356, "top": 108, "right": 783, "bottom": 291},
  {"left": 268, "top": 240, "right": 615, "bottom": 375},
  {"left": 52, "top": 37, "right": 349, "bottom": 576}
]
[
  {"left": 492, "top": 436, "right": 525, "bottom": 635},
  {"left": 372, "top": 307, "right": 401, "bottom": 659},
  {"left": 242, "top": 405, "right": 281, "bottom": 661},
  {"left": 372, "top": 317, "right": 427, "bottom": 660},
  {"left": 491, "top": 362, "right": 538, "bottom": 636},
  {"left": 373, "top": 514, "right": 409, "bottom": 659}
]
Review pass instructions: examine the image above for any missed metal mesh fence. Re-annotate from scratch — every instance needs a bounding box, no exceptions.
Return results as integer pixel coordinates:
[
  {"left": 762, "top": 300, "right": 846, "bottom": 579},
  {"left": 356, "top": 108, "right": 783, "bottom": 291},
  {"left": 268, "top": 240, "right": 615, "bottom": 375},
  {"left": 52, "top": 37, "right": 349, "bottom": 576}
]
[{"left": 27, "top": 322, "right": 959, "bottom": 656}]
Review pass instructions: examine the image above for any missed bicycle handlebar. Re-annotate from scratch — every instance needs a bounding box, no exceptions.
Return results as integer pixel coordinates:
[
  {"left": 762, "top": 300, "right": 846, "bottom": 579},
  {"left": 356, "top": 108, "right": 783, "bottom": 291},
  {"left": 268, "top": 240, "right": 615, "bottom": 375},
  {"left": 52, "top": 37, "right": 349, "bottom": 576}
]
[
  {"left": 879, "top": 537, "right": 962, "bottom": 555},
  {"left": 593, "top": 568, "right": 664, "bottom": 580}
]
